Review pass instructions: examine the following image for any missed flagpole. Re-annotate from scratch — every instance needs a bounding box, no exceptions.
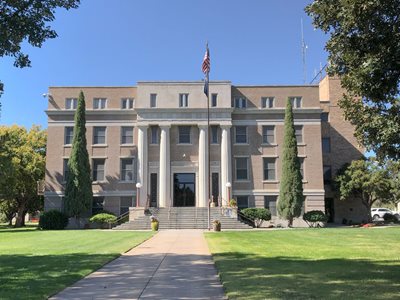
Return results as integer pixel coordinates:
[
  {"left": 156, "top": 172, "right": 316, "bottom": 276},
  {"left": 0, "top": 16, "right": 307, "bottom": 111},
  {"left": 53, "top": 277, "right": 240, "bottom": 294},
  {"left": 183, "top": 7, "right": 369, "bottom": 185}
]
[
  {"left": 202, "top": 42, "right": 211, "bottom": 231},
  {"left": 207, "top": 72, "right": 211, "bottom": 231}
]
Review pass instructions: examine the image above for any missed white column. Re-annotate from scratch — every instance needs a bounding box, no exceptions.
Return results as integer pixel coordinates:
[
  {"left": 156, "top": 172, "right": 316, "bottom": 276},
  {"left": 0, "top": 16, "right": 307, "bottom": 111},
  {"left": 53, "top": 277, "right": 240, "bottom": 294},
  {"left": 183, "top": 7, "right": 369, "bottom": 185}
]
[
  {"left": 137, "top": 125, "right": 148, "bottom": 207},
  {"left": 221, "top": 125, "right": 232, "bottom": 206},
  {"left": 159, "top": 125, "right": 170, "bottom": 208},
  {"left": 198, "top": 125, "right": 209, "bottom": 207}
]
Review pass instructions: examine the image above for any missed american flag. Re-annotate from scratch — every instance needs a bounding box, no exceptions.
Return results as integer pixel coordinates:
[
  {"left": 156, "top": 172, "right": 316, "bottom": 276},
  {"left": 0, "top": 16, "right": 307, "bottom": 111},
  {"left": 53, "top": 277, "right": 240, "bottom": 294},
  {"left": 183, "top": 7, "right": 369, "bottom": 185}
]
[
  {"left": 202, "top": 44, "right": 210, "bottom": 75},
  {"left": 202, "top": 44, "right": 210, "bottom": 96}
]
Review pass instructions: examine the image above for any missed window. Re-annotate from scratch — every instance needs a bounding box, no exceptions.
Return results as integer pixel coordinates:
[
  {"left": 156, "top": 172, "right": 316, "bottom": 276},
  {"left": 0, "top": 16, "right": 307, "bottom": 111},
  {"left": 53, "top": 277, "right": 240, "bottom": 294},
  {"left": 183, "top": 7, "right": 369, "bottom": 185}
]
[
  {"left": 121, "top": 98, "right": 134, "bottom": 109},
  {"left": 261, "top": 97, "right": 274, "bottom": 108},
  {"left": 150, "top": 94, "right": 157, "bottom": 108},
  {"left": 93, "top": 159, "right": 105, "bottom": 181},
  {"left": 64, "top": 127, "right": 74, "bottom": 145},
  {"left": 120, "top": 158, "right": 135, "bottom": 182},
  {"left": 93, "top": 127, "right": 106, "bottom": 144},
  {"left": 63, "top": 159, "right": 69, "bottom": 182},
  {"left": 211, "top": 126, "right": 218, "bottom": 144},
  {"left": 263, "top": 158, "right": 276, "bottom": 180},
  {"left": 323, "top": 165, "right": 332, "bottom": 185},
  {"left": 211, "top": 93, "right": 218, "bottom": 107},
  {"left": 150, "top": 126, "right": 159, "bottom": 144},
  {"left": 295, "top": 125, "right": 303, "bottom": 143},
  {"left": 178, "top": 126, "right": 191, "bottom": 144},
  {"left": 179, "top": 93, "right": 189, "bottom": 107},
  {"left": 65, "top": 98, "right": 77, "bottom": 109},
  {"left": 322, "top": 137, "right": 331, "bottom": 153},
  {"left": 321, "top": 112, "right": 329, "bottom": 122},
  {"left": 120, "top": 196, "right": 134, "bottom": 215},
  {"left": 289, "top": 97, "right": 302, "bottom": 108},
  {"left": 93, "top": 98, "right": 107, "bottom": 109},
  {"left": 121, "top": 127, "right": 134, "bottom": 144},
  {"left": 237, "top": 196, "right": 249, "bottom": 209},
  {"left": 234, "top": 97, "right": 247, "bottom": 108},
  {"left": 92, "top": 197, "right": 104, "bottom": 215},
  {"left": 235, "top": 157, "right": 248, "bottom": 180},
  {"left": 235, "top": 126, "right": 247, "bottom": 144},
  {"left": 299, "top": 157, "right": 305, "bottom": 179},
  {"left": 264, "top": 196, "right": 277, "bottom": 216},
  {"left": 262, "top": 126, "right": 275, "bottom": 144}
]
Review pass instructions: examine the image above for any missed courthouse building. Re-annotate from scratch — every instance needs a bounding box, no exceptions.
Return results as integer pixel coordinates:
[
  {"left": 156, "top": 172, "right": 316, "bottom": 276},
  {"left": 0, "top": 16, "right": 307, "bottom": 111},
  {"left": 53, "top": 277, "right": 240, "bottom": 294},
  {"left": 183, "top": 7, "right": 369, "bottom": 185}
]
[{"left": 44, "top": 76, "right": 365, "bottom": 224}]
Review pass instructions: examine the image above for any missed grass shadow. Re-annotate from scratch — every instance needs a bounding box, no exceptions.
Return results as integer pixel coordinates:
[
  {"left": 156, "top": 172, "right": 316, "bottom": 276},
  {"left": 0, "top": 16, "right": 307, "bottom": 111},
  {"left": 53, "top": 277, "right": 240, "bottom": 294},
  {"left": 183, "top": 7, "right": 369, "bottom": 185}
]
[
  {"left": 213, "top": 252, "right": 400, "bottom": 299},
  {"left": 0, "top": 225, "right": 38, "bottom": 233},
  {"left": 0, "top": 253, "right": 118, "bottom": 300}
]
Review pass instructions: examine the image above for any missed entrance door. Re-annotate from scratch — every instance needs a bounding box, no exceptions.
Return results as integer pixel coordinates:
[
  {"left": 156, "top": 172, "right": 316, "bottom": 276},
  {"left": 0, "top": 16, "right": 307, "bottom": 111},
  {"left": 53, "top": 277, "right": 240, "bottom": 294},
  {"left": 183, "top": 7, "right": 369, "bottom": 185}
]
[{"left": 173, "top": 173, "right": 195, "bottom": 207}]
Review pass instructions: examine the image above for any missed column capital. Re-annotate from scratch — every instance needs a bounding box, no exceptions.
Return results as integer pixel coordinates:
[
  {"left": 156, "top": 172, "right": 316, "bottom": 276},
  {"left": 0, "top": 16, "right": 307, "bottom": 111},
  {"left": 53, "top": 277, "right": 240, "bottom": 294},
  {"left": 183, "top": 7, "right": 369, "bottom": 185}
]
[
  {"left": 220, "top": 124, "right": 232, "bottom": 130},
  {"left": 137, "top": 124, "right": 149, "bottom": 130},
  {"left": 198, "top": 124, "right": 208, "bottom": 130},
  {"left": 159, "top": 125, "right": 171, "bottom": 130}
]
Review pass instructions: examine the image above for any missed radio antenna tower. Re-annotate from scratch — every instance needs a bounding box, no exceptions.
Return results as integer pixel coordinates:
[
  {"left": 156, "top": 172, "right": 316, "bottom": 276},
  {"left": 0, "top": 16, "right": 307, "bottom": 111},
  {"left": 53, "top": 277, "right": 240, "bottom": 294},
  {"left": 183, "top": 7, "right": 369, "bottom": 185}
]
[{"left": 301, "top": 18, "right": 308, "bottom": 84}]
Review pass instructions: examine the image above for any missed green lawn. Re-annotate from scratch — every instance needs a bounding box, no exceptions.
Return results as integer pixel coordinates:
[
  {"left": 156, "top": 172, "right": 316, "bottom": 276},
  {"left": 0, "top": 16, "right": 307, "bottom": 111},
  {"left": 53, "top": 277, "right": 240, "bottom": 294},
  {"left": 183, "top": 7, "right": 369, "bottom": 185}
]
[
  {"left": 0, "top": 226, "right": 154, "bottom": 300},
  {"left": 205, "top": 228, "right": 400, "bottom": 300}
]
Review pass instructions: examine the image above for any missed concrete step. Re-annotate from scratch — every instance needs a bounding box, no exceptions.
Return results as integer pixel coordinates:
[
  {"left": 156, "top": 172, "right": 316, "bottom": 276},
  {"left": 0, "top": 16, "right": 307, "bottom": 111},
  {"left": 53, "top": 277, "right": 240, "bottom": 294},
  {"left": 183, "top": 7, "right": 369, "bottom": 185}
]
[{"left": 113, "top": 207, "right": 253, "bottom": 230}]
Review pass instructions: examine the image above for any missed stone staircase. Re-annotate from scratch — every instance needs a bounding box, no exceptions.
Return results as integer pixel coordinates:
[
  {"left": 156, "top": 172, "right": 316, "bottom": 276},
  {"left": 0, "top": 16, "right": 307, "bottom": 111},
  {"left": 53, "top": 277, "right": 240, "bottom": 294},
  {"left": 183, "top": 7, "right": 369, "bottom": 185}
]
[{"left": 113, "top": 207, "right": 253, "bottom": 230}]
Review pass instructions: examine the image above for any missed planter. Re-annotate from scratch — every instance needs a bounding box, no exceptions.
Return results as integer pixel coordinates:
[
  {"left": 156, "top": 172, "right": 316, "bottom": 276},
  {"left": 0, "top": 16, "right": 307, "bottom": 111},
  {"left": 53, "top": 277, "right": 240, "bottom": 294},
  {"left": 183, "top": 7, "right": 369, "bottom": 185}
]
[
  {"left": 213, "top": 222, "right": 221, "bottom": 231},
  {"left": 151, "top": 221, "right": 159, "bottom": 231}
]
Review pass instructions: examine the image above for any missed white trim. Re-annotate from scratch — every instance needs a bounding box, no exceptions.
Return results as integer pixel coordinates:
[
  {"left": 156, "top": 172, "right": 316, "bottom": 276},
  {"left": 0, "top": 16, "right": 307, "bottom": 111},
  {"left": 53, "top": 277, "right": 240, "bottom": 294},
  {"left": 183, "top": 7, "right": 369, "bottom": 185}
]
[
  {"left": 262, "top": 180, "right": 279, "bottom": 183},
  {"left": 232, "top": 120, "right": 321, "bottom": 126},
  {"left": 233, "top": 189, "right": 325, "bottom": 196},
  {"left": 44, "top": 190, "right": 137, "bottom": 197},
  {"left": 49, "top": 122, "right": 137, "bottom": 127}
]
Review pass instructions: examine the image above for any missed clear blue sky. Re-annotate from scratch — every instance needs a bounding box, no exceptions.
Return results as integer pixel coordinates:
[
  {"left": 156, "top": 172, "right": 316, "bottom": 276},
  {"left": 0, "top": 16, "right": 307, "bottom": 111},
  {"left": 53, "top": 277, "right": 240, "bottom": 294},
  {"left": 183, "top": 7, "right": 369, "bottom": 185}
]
[{"left": 0, "top": 0, "right": 327, "bottom": 129}]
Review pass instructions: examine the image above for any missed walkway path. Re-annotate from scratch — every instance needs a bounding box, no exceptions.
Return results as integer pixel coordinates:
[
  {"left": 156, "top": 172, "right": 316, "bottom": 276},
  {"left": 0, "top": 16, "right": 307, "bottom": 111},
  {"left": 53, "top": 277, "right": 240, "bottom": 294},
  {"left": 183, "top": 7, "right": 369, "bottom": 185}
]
[{"left": 51, "top": 230, "right": 226, "bottom": 299}]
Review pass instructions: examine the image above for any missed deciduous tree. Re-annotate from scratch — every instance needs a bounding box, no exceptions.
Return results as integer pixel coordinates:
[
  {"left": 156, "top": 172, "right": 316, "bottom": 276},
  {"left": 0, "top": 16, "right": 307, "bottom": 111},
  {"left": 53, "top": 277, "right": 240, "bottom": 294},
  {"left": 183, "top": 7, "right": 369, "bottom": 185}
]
[
  {"left": 335, "top": 158, "right": 393, "bottom": 222},
  {"left": 306, "top": 0, "right": 400, "bottom": 161},
  {"left": 278, "top": 99, "right": 304, "bottom": 227},
  {"left": 0, "top": 0, "right": 80, "bottom": 100},
  {"left": 64, "top": 91, "right": 92, "bottom": 224},
  {"left": 0, "top": 125, "right": 46, "bottom": 227}
]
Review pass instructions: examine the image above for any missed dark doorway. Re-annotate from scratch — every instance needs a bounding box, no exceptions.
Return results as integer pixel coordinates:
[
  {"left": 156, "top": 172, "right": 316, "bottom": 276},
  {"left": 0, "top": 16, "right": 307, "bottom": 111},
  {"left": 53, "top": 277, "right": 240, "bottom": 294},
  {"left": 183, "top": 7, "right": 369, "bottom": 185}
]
[
  {"left": 150, "top": 173, "right": 157, "bottom": 207},
  {"left": 325, "top": 198, "right": 335, "bottom": 223},
  {"left": 173, "top": 173, "right": 195, "bottom": 207},
  {"left": 212, "top": 173, "right": 219, "bottom": 206}
]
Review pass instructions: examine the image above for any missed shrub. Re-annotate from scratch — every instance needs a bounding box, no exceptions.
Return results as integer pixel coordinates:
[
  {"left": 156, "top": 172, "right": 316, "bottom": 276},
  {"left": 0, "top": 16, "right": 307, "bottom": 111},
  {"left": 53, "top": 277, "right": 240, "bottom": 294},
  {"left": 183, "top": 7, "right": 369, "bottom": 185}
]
[
  {"left": 383, "top": 213, "right": 399, "bottom": 224},
  {"left": 92, "top": 209, "right": 116, "bottom": 216},
  {"left": 303, "top": 210, "right": 328, "bottom": 227},
  {"left": 89, "top": 213, "right": 117, "bottom": 228},
  {"left": 229, "top": 199, "right": 237, "bottom": 207},
  {"left": 39, "top": 210, "right": 69, "bottom": 230},
  {"left": 241, "top": 208, "right": 271, "bottom": 228}
]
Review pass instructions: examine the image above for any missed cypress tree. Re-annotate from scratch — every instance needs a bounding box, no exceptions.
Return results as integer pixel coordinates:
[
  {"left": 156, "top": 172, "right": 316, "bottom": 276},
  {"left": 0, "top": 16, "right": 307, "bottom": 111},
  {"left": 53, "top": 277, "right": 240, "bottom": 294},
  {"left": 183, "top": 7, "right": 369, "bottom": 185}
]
[
  {"left": 64, "top": 91, "right": 92, "bottom": 224},
  {"left": 277, "top": 99, "right": 304, "bottom": 227}
]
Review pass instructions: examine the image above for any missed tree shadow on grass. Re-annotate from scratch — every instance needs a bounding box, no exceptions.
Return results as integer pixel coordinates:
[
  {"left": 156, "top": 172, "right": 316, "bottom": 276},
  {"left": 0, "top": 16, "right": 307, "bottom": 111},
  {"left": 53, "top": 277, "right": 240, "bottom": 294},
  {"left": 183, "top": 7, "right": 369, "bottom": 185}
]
[
  {"left": 0, "top": 253, "right": 225, "bottom": 300},
  {"left": 0, "top": 225, "right": 38, "bottom": 233},
  {"left": 213, "top": 252, "right": 400, "bottom": 300},
  {"left": 0, "top": 253, "right": 117, "bottom": 300}
]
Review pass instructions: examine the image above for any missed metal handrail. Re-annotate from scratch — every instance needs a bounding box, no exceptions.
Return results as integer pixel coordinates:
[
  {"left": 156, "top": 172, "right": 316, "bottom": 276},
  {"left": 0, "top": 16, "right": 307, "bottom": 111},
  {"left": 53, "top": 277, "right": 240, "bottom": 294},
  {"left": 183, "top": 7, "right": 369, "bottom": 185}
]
[
  {"left": 145, "top": 194, "right": 151, "bottom": 209},
  {"left": 237, "top": 209, "right": 255, "bottom": 227},
  {"left": 111, "top": 210, "right": 130, "bottom": 228}
]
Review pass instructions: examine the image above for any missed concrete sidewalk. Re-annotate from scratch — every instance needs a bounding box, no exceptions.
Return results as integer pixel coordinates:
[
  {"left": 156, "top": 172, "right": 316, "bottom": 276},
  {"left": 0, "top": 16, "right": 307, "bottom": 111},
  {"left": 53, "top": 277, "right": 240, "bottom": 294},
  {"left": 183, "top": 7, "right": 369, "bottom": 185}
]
[{"left": 51, "top": 230, "right": 226, "bottom": 299}]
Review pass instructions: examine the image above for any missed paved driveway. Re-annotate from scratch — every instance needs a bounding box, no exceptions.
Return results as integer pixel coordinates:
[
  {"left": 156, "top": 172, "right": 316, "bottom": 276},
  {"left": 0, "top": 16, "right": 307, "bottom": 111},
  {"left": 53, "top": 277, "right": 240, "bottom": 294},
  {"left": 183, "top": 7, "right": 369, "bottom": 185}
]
[{"left": 51, "top": 230, "right": 226, "bottom": 299}]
